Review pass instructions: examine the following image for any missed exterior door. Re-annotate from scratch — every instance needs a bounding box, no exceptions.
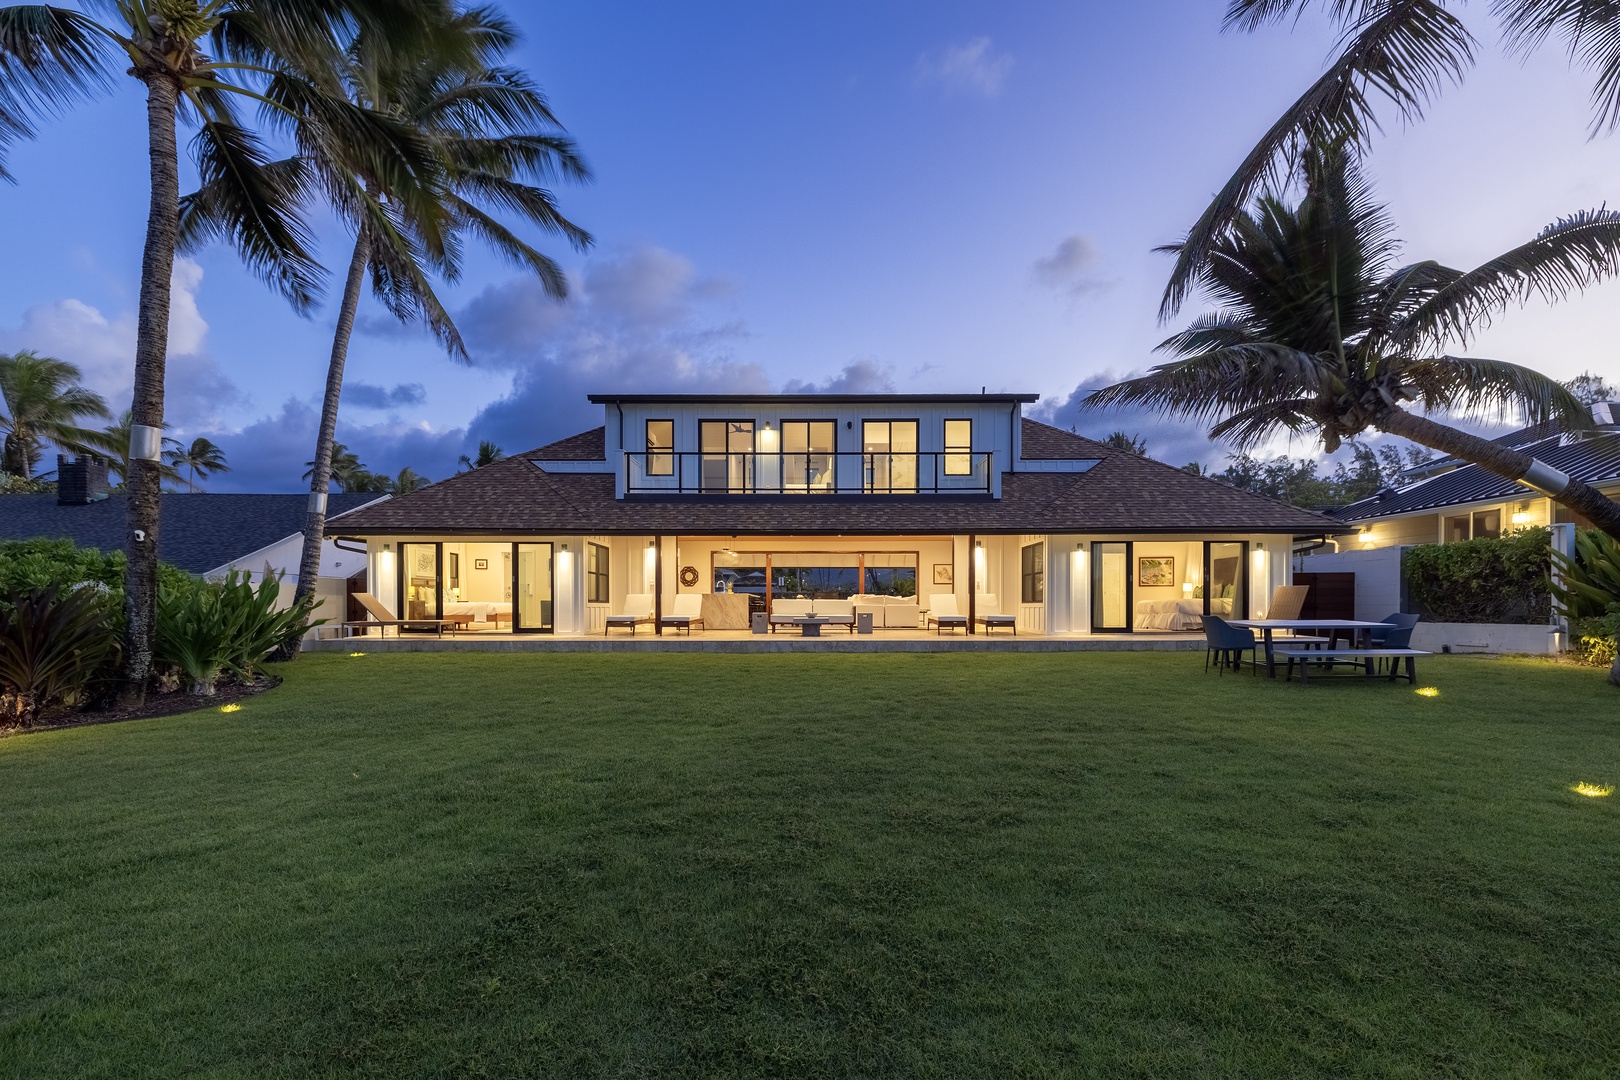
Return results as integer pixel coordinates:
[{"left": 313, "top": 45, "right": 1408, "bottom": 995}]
[
  {"left": 1091, "top": 541, "right": 1133, "bottom": 633},
  {"left": 514, "top": 542, "right": 554, "bottom": 633},
  {"left": 1203, "top": 541, "right": 1249, "bottom": 621},
  {"left": 399, "top": 542, "right": 441, "bottom": 623}
]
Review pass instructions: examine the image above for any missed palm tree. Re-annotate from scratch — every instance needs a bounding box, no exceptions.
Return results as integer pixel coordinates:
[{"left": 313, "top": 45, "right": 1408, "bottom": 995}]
[
  {"left": 184, "top": 7, "right": 590, "bottom": 658},
  {"left": 303, "top": 441, "right": 365, "bottom": 490},
  {"left": 1085, "top": 142, "right": 1620, "bottom": 540},
  {"left": 0, "top": 0, "right": 449, "bottom": 702},
  {"left": 459, "top": 440, "right": 504, "bottom": 470},
  {"left": 91, "top": 411, "right": 184, "bottom": 488},
  {"left": 162, "top": 436, "right": 229, "bottom": 492},
  {"left": 1164, "top": 1, "right": 1620, "bottom": 318},
  {"left": 388, "top": 466, "right": 428, "bottom": 494},
  {"left": 0, "top": 351, "right": 111, "bottom": 477},
  {"left": 1102, "top": 431, "right": 1148, "bottom": 457}
]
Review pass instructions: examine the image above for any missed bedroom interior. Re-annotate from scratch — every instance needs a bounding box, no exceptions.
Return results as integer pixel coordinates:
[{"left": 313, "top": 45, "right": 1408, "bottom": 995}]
[{"left": 1131, "top": 540, "right": 1250, "bottom": 631}]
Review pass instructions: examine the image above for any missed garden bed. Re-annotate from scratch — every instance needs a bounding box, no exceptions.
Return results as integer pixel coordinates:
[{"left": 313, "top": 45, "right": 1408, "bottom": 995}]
[{"left": 3, "top": 675, "right": 281, "bottom": 737}]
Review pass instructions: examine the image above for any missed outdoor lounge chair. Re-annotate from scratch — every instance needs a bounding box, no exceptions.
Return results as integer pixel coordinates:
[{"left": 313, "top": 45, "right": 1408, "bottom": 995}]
[
  {"left": 1266, "top": 585, "right": 1310, "bottom": 621},
  {"left": 605, "top": 593, "right": 655, "bottom": 635},
  {"left": 927, "top": 594, "right": 967, "bottom": 634},
  {"left": 342, "top": 591, "right": 456, "bottom": 638},
  {"left": 974, "top": 593, "right": 1017, "bottom": 634},
  {"left": 659, "top": 593, "right": 705, "bottom": 634},
  {"left": 1201, "top": 614, "right": 1257, "bottom": 675}
]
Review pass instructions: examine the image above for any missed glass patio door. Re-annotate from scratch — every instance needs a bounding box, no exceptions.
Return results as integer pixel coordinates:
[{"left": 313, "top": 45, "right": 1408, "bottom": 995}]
[
  {"left": 1203, "top": 541, "right": 1249, "bottom": 621},
  {"left": 1091, "top": 541, "right": 1133, "bottom": 633},
  {"left": 400, "top": 543, "right": 440, "bottom": 622},
  {"left": 514, "top": 543, "right": 554, "bottom": 633}
]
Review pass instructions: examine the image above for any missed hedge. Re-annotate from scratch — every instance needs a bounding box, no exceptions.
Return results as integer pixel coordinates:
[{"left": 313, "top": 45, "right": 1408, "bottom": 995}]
[{"left": 1402, "top": 528, "right": 1551, "bottom": 624}]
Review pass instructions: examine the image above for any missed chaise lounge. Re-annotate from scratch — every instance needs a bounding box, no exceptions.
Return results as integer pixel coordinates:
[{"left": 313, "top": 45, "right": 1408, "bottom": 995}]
[
  {"left": 926, "top": 594, "right": 967, "bottom": 634},
  {"left": 659, "top": 593, "right": 706, "bottom": 634},
  {"left": 605, "top": 593, "right": 655, "bottom": 635},
  {"left": 974, "top": 593, "right": 1017, "bottom": 635},
  {"left": 342, "top": 591, "right": 456, "bottom": 638}
]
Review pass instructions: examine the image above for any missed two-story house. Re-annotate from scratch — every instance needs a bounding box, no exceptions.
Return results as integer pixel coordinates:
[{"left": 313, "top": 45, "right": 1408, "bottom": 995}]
[{"left": 326, "top": 392, "right": 1338, "bottom": 636}]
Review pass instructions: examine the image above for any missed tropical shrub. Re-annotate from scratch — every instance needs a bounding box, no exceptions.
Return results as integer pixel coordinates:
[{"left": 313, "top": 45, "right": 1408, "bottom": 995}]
[
  {"left": 0, "top": 588, "right": 120, "bottom": 729},
  {"left": 1551, "top": 529, "right": 1620, "bottom": 619},
  {"left": 1403, "top": 529, "right": 1551, "bottom": 624},
  {"left": 0, "top": 539, "right": 125, "bottom": 601},
  {"left": 1570, "top": 610, "right": 1620, "bottom": 668},
  {"left": 157, "top": 571, "right": 323, "bottom": 696}
]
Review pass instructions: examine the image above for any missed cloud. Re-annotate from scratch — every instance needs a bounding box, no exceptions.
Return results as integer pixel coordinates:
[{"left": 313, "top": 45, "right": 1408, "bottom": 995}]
[
  {"left": 453, "top": 246, "right": 771, "bottom": 451},
  {"left": 782, "top": 359, "right": 896, "bottom": 394},
  {"left": 205, "top": 398, "right": 467, "bottom": 492},
  {"left": 1032, "top": 371, "right": 1234, "bottom": 469},
  {"left": 1031, "top": 235, "right": 1112, "bottom": 303},
  {"left": 915, "top": 37, "right": 1013, "bottom": 99},
  {"left": 344, "top": 381, "right": 427, "bottom": 409},
  {"left": 0, "top": 257, "right": 240, "bottom": 430}
]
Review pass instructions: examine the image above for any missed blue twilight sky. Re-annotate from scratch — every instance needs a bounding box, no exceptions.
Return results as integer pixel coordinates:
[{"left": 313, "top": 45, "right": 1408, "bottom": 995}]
[{"left": 3, "top": 1, "right": 1619, "bottom": 490}]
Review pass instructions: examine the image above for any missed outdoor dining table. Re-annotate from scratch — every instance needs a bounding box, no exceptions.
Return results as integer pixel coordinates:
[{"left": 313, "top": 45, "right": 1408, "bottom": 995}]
[{"left": 1227, "top": 619, "right": 1395, "bottom": 677}]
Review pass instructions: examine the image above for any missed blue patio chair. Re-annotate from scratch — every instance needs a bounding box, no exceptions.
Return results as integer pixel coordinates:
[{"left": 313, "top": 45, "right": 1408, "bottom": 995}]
[
  {"left": 1201, "top": 614, "right": 1258, "bottom": 676},
  {"left": 1368, "top": 613, "right": 1420, "bottom": 646},
  {"left": 1373, "top": 622, "right": 1416, "bottom": 674}
]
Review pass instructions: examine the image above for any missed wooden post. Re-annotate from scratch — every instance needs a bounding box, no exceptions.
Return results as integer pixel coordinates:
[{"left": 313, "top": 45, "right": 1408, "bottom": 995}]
[
  {"left": 654, "top": 534, "right": 663, "bottom": 635},
  {"left": 967, "top": 533, "right": 977, "bottom": 634}
]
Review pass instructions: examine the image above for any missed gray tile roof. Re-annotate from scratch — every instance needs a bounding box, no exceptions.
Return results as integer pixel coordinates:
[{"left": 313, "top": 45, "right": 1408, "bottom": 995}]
[
  {"left": 0, "top": 493, "right": 385, "bottom": 574},
  {"left": 1337, "top": 430, "right": 1620, "bottom": 522},
  {"left": 328, "top": 419, "right": 1339, "bottom": 536}
]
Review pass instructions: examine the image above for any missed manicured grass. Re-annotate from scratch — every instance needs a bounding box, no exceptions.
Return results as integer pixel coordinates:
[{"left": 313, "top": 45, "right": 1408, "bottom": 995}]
[{"left": 2, "top": 653, "right": 1618, "bottom": 1078}]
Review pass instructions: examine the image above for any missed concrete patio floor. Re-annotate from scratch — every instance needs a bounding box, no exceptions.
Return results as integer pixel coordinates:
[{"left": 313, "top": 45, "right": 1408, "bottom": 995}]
[{"left": 306, "top": 628, "right": 1206, "bottom": 653}]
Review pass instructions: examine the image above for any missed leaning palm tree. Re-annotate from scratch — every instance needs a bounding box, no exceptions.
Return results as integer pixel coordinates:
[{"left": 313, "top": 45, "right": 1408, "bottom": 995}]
[
  {"left": 0, "top": 0, "right": 449, "bottom": 702},
  {"left": 1086, "top": 142, "right": 1620, "bottom": 540},
  {"left": 162, "top": 436, "right": 229, "bottom": 492},
  {"left": 0, "top": 351, "right": 110, "bottom": 477},
  {"left": 1164, "top": 0, "right": 1620, "bottom": 317},
  {"left": 183, "top": 6, "right": 591, "bottom": 657}
]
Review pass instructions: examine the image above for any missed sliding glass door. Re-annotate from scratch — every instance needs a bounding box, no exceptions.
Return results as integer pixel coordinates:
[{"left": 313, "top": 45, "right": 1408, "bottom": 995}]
[
  {"left": 515, "top": 542, "right": 554, "bottom": 632},
  {"left": 400, "top": 543, "right": 441, "bottom": 622},
  {"left": 1091, "top": 541, "right": 1132, "bottom": 633},
  {"left": 1203, "top": 541, "right": 1249, "bottom": 621}
]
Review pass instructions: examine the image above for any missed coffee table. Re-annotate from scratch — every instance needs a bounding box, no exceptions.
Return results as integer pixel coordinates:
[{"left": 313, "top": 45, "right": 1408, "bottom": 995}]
[{"left": 788, "top": 617, "right": 833, "bottom": 637}]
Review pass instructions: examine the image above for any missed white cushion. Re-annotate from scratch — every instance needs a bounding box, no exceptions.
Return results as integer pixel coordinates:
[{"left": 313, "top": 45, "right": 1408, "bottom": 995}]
[
  {"left": 617, "top": 593, "right": 653, "bottom": 619},
  {"left": 813, "top": 599, "right": 854, "bottom": 619},
  {"left": 772, "top": 599, "right": 813, "bottom": 617},
  {"left": 669, "top": 593, "right": 703, "bottom": 618},
  {"left": 929, "top": 594, "right": 959, "bottom": 618}
]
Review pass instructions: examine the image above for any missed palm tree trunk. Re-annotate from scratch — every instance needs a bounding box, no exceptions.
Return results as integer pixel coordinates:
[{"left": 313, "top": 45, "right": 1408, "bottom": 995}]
[
  {"left": 119, "top": 73, "right": 182, "bottom": 707},
  {"left": 285, "top": 227, "right": 370, "bottom": 659},
  {"left": 1377, "top": 408, "right": 1620, "bottom": 541}
]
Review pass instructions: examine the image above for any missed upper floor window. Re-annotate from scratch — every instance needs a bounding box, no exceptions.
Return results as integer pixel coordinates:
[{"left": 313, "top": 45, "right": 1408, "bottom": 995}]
[
  {"left": 701, "top": 420, "right": 755, "bottom": 493},
  {"left": 645, "top": 419, "right": 673, "bottom": 476},
  {"left": 1021, "top": 541, "right": 1045, "bottom": 604},
  {"left": 782, "top": 420, "right": 835, "bottom": 492},
  {"left": 943, "top": 418, "right": 972, "bottom": 476},
  {"left": 862, "top": 419, "right": 917, "bottom": 492},
  {"left": 587, "top": 542, "right": 610, "bottom": 603}
]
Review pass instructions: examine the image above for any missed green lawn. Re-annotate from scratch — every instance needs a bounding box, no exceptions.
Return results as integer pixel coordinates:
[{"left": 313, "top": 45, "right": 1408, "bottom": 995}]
[{"left": 2, "top": 653, "right": 1618, "bottom": 1078}]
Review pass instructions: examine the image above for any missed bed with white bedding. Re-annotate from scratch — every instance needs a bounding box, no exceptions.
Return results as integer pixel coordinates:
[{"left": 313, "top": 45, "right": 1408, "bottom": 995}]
[
  {"left": 443, "top": 600, "right": 513, "bottom": 624},
  {"left": 1134, "top": 597, "right": 1232, "bottom": 630}
]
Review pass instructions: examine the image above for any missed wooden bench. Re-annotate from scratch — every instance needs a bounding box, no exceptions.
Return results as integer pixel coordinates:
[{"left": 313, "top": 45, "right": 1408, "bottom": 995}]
[{"left": 1275, "top": 648, "right": 1431, "bottom": 684}]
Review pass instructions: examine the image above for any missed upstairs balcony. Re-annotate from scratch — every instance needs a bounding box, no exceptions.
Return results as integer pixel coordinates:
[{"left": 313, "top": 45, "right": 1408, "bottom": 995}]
[{"left": 623, "top": 450, "right": 995, "bottom": 496}]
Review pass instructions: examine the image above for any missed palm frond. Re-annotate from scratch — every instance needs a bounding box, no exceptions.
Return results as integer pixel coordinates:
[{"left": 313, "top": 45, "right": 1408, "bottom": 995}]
[
  {"left": 1402, "top": 354, "right": 1592, "bottom": 425},
  {"left": 1206, "top": 398, "right": 1323, "bottom": 449},
  {"left": 1080, "top": 344, "right": 1335, "bottom": 426},
  {"left": 442, "top": 192, "right": 568, "bottom": 297},
  {"left": 1161, "top": 0, "right": 1472, "bottom": 317},
  {"left": 1495, "top": 0, "right": 1620, "bottom": 133},
  {"left": 179, "top": 114, "right": 323, "bottom": 310},
  {"left": 449, "top": 172, "right": 592, "bottom": 250},
  {"left": 1155, "top": 311, "right": 1261, "bottom": 356},
  {"left": 0, "top": 6, "right": 118, "bottom": 180},
  {"left": 1391, "top": 208, "right": 1620, "bottom": 350},
  {"left": 441, "top": 132, "right": 590, "bottom": 185},
  {"left": 1224, "top": 0, "right": 1388, "bottom": 33},
  {"left": 362, "top": 208, "right": 466, "bottom": 357}
]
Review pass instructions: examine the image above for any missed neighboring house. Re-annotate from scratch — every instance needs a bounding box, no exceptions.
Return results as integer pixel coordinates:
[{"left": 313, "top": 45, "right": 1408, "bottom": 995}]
[
  {"left": 1333, "top": 401, "right": 1620, "bottom": 549},
  {"left": 328, "top": 392, "right": 1339, "bottom": 635},
  {"left": 0, "top": 456, "right": 386, "bottom": 624}
]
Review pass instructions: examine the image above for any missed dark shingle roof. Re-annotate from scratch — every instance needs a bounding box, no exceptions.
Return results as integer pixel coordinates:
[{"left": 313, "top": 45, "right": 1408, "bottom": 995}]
[
  {"left": 0, "top": 493, "right": 384, "bottom": 574},
  {"left": 1337, "top": 430, "right": 1620, "bottom": 522},
  {"left": 329, "top": 419, "right": 1338, "bottom": 536},
  {"left": 533, "top": 427, "right": 605, "bottom": 460}
]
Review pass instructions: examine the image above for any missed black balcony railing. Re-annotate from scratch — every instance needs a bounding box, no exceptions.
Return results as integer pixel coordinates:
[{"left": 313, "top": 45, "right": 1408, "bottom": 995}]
[{"left": 624, "top": 451, "right": 992, "bottom": 495}]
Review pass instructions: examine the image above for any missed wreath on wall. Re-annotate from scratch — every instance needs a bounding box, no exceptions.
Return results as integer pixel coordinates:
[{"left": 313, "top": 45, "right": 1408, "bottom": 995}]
[{"left": 679, "top": 566, "right": 700, "bottom": 587}]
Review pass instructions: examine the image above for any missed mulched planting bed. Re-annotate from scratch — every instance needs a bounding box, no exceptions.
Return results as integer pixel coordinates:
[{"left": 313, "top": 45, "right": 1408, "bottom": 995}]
[{"left": 2, "top": 675, "right": 281, "bottom": 737}]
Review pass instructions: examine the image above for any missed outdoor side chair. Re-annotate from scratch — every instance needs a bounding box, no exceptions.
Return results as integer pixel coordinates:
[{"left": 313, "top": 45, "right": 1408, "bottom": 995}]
[{"left": 1201, "top": 614, "right": 1258, "bottom": 676}]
